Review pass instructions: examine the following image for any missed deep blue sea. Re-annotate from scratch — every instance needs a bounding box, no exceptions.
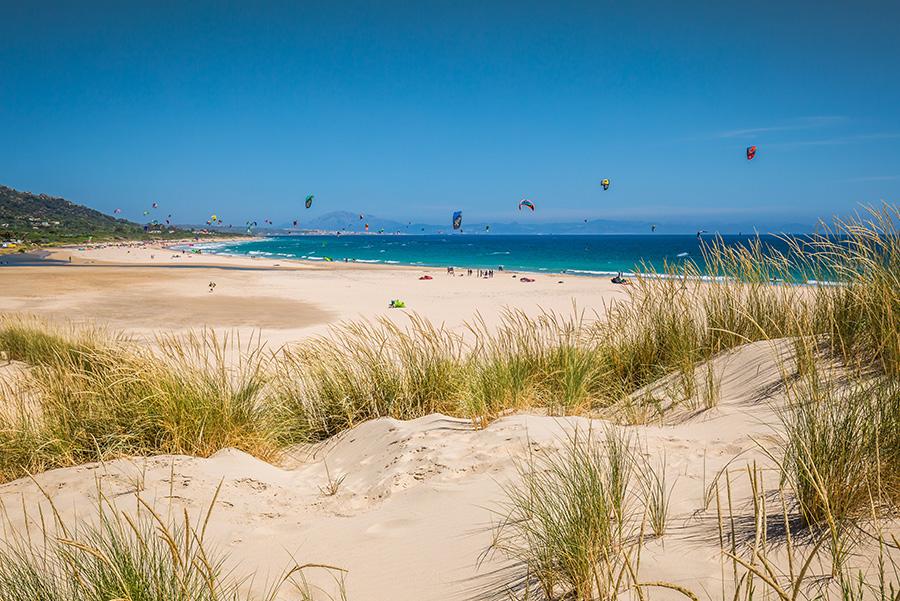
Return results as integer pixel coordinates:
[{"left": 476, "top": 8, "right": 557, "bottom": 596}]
[{"left": 194, "top": 234, "right": 803, "bottom": 278}]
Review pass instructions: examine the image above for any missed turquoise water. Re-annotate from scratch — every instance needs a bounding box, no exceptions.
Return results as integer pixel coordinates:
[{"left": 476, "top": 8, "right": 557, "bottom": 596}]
[{"left": 193, "top": 234, "right": 803, "bottom": 278}]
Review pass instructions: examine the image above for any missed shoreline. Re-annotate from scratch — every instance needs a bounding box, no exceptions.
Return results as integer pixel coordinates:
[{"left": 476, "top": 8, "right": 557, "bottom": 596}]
[
  {"left": 34, "top": 238, "right": 591, "bottom": 279},
  {"left": 9, "top": 237, "right": 836, "bottom": 289},
  {"left": 0, "top": 238, "right": 632, "bottom": 347}
]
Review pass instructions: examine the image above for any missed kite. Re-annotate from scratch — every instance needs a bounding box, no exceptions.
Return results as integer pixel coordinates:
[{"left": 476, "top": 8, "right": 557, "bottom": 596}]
[
  {"left": 601, "top": 179, "right": 610, "bottom": 190},
  {"left": 210, "top": 214, "right": 218, "bottom": 223},
  {"left": 143, "top": 210, "right": 150, "bottom": 216},
  {"left": 359, "top": 213, "right": 364, "bottom": 220},
  {"left": 152, "top": 202, "right": 159, "bottom": 209},
  {"left": 518, "top": 199, "right": 535, "bottom": 211},
  {"left": 485, "top": 225, "right": 491, "bottom": 231},
  {"left": 452, "top": 210, "right": 462, "bottom": 230},
  {"left": 305, "top": 194, "right": 314, "bottom": 209},
  {"left": 293, "top": 220, "right": 298, "bottom": 227},
  {"left": 114, "top": 208, "right": 121, "bottom": 214},
  {"left": 746, "top": 146, "right": 757, "bottom": 160},
  {"left": 651, "top": 224, "right": 657, "bottom": 232}
]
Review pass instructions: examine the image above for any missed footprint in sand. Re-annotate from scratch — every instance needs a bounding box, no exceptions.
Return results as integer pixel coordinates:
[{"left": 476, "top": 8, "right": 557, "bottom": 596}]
[{"left": 233, "top": 478, "right": 269, "bottom": 492}]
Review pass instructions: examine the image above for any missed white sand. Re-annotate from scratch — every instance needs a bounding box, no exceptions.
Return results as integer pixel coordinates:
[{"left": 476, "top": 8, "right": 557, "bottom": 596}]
[{"left": 0, "top": 241, "right": 629, "bottom": 348}]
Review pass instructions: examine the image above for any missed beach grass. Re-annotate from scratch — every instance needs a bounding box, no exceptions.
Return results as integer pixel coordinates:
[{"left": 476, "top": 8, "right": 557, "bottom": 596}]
[
  {"left": 0, "top": 490, "right": 252, "bottom": 601},
  {"left": 0, "top": 315, "right": 124, "bottom": 370},
  {"left": 0, "top": 327, "right": 281, "bottom": 483},
  {"left": 487, "top": 427, "right": 638, "bottom": 601},
  {"left": 780, "top": 373, "right": 900, "bottom": 527},
  {"left": 0, "top": 488, "right": 345, "bottom": 601},
  {"left": 490, "top": 432, "right": 899, "bottom": 601}
]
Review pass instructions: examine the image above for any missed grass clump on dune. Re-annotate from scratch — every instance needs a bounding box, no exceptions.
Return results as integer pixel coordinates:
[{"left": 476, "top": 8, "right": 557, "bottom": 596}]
[
  {"left": 488, "top": 428, "right": 638, "bottom": 601},
  {"left": 273, "top": 314, "right": 469, "bottom": 441},
  {"left": 0, "top": 505, "right": 246, "bottom": 601},
  {"left": 781, "top": 374, "right": 900, "bottom": 527},
  {"left": 0, "top": 326, "right": 281, "bottom": 483},
  {"left": 803, "top": 205, "right": 900, "bottom": 377},
  {"left": 0, "top": 315, "right": 124, "bottom": 370},
  {"left": 0, "top": 490, "right": 346, "bottom": 601}
]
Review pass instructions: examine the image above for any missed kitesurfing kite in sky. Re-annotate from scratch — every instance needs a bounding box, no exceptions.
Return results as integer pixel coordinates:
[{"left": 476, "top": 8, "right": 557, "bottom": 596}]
[
  {"left": 746, "top": 146, "right": 757, "bottom": 160},
  {"left": 305, "top": 194, "right": 314, "bottom": 209},
  {"left": 518, "top": 199, "right": 535, "bottom": 211},
  {"left": 601, "top": 179, "right": 610, "bottom": 190},
  {"left": 452, "top": 211, "right": 462, "bottom": 230}
]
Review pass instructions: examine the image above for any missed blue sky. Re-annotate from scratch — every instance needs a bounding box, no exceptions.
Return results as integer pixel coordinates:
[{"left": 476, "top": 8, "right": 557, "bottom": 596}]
[{"left": 1, "top": 0, "right": 898, "bottom": 228}]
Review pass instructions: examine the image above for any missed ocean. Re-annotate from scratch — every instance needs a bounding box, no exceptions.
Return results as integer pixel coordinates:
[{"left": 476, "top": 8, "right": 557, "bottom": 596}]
[{"left": 192, "top": 234, "right": 804, "bottom": 278}]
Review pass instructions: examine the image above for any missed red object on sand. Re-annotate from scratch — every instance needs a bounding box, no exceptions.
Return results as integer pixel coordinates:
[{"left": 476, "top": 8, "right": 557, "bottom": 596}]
[{"left": 419, "top": 275, "right": 433, "bottom": 280}]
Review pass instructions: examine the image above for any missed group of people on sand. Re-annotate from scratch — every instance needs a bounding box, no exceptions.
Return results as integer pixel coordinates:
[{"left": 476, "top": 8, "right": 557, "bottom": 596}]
[{"left": 445, "top": 266, "right": 499, "bottom": 278}]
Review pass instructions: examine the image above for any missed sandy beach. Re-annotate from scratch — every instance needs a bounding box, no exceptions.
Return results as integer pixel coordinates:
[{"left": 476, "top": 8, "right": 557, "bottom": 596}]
[{"left": 0, "top": 240, "right": 628, "bottom": 346}]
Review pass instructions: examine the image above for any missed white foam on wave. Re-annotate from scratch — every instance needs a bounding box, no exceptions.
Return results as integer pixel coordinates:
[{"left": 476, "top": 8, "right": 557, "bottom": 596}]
[{"left": 567, "top": 269, "right": 622, "bottom": 277}]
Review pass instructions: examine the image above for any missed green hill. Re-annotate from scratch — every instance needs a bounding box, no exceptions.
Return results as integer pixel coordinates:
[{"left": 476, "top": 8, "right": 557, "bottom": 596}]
[{"left": 0, "top": 185, "right": 189, "bottom": 245}]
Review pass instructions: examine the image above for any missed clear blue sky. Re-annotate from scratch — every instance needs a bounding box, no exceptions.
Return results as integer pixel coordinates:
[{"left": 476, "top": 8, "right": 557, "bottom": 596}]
[{"left": 1, "top": 0, "right": 898, "bottom": 227}]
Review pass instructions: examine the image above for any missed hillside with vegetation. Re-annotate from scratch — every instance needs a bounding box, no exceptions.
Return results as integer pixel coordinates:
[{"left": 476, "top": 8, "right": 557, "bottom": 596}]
[{"left": 0, "top": 185, "right": 194, "bottom": 245}]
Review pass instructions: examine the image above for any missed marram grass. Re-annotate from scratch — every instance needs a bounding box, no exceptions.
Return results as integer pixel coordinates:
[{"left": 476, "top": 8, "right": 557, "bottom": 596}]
[{"left": 0, "top": 489, "right": 346, "bottom": 601}]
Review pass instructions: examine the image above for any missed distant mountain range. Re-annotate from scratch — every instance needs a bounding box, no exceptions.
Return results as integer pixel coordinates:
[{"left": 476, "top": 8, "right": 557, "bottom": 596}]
[
  {"left": 295, "top": 211, "right": 814, "bottom": 235},
  {"left": 0, "top": 184, "right": 816, "bottom": 243}
]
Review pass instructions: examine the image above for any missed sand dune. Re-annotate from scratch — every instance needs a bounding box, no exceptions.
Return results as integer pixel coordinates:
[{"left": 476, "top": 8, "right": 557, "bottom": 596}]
[{"left": 4, "top": 340, "right": 874, "bottom": 601}]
